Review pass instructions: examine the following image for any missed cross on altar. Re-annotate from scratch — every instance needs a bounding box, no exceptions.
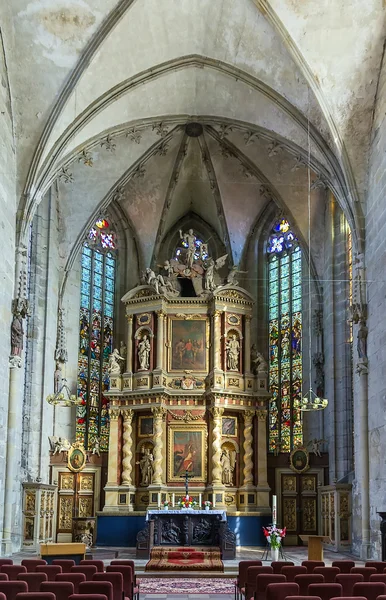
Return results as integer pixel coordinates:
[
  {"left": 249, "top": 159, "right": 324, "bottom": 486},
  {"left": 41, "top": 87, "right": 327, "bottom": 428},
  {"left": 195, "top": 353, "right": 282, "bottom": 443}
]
[{"left": 180, "top": 469, "right": 194, "bottom": 497}]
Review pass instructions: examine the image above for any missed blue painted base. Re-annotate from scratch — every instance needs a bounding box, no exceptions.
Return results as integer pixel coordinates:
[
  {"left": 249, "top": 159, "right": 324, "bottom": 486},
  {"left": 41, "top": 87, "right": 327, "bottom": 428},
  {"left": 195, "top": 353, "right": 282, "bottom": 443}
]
[{"left": 96, "top": 514, "right": 270, "bottom": 547}]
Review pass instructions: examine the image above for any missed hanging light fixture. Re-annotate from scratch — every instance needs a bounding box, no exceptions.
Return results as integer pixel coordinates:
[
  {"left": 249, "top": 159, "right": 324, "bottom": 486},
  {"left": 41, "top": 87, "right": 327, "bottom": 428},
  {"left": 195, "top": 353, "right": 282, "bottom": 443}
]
[
  {"left": 46, "top": 379, "right": 82, "bottom": 407},
  {"left": 300, "top": 112, "right": 328, "bottom": 413}
]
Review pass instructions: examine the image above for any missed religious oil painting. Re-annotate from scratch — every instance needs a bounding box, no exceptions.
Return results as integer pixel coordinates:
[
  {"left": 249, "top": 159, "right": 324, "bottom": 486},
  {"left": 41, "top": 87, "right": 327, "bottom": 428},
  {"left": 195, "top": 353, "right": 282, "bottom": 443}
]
[
  {"left": 169, "top": 318, "right": 208, "bottom": 372},
  {"left": 222, "top": 416, "right": 238, "bottom": 437},
  {"left": 139, "top": 416, "right": 154, "bottom": 437},
  {"left": 168, "top": 425, "right": 207, "bottom": 482},
  {"left": 68, "top": 444, "right": 87, "bottom": 473}
]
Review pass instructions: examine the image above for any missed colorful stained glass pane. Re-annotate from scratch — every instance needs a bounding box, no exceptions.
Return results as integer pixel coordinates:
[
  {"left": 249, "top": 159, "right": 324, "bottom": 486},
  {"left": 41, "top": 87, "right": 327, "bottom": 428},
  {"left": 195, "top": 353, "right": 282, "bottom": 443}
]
[
  {"left": 93, "top": 286, "right": 102, "bottom": 300},
  {"left": 105, "top": 278, "right": 114, "bottom": 292},
  {"left": 105, "top": 291, "right": 114, "bottom": 305},
  {"left": 94, "top": 260, "right": 103, "bottom": 274},
  {"left": 94, "top": 273, "right": 102, "bottom": 288},
  {"left": 106, "top": 264, "right": 114, "bottom": 279}
]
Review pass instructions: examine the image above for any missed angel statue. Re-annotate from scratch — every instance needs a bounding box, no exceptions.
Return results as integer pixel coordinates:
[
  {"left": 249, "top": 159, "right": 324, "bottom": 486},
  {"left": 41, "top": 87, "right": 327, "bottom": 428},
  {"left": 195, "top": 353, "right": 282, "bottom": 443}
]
[
  {"left": 220, "top": 448, "right": 236, "bottom": 486},
  {"left": 251, "top": 344, "right": 268, "bottom": 374},
  {"left": 108, "top": 348, "right": 125, "bottom": 375},
  {"left": 204, "top": 254, "right": 228, "bottom": 291},
  {"left": 48, "top": 436, "right": 71, "bottom": 456},
  {"left": 226, "top": 265, "right": 247, "bottom": 287},
  {"left": 307, "top": 438, "right": 327, "bottom": 457}
]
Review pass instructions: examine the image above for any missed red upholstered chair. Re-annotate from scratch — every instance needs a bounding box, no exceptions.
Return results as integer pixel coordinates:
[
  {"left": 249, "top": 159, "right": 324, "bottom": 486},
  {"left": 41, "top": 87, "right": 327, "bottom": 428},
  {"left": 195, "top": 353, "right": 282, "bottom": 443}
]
[
  {"left": 0, "top": 568, "right": 27, "bottom": 582},
  {"left": 336, "top": 574, "right": 364, "bottom": 596},
  {"left": 0, "top": 593, "right": 5, "bottom": 600},
  {"left": 369, "top": 574, "right": 386, "bottom": 584},
  {"left": 332, "top": 562, "right": 356, "bottom": 574},
  {"left": 20, "top": 561, "right": 47, "bottom": 574},
  {"left": 40, "top": 581, "right": 74, "bottom": 600},
  {"left": 15, "top": 593, "right": 55, "bottom": 600},
  {"left": 271, "top": 562, "right": 294, "bottom": 575},
  {"left": 106, "top": 565, "right": 138, "bottom": 600},
  {"left": 17, "top": 574, "right": 47, "bottom": 591},
  {"left": 70, "top": 567, "right": 97, "bottom": 581},
  {"left": 352, "top": 581, "right": 386, "bottom": 600},
  {"left": 92, "top": 573, "right": 123, "bottom": 600},
  {"left": 36, "top": 566, "right": 62, "bottom": 582},
  {"left": 79, "top": 562, "right": 104, "bottom": 573},
  {"left": 69, "top": 594, "right": 108, "bottom": 600},
  {"left": 308, "top": 583, "right": 343, "bottom": 600},
  {"left": 350, "top": 569, "right": 377, "bottom": 582},
  {"left": 266, "top": 582, "right": 299, "bottom": 600},
  {"left": 281, "top": 566, "right": 307, "bottom": 582},
  {"left": 52, "top": 561, "right": 76, "bottom": 574},
  {"left": 284, "top": 596, "right": 322, "bottom": 600},
  {"left": 236, "top": 561, "right": 263, "bottom": 600},
  {"left": 0, "top": 578, "right": 8, "bottom": 583},
  {"left": 56, "top": 574, "right": 86, "bottom": 593},
  {"left": 314, "top": 568, "right": 341, "bottom": 583},
  {"left": 0, "top": 581, "right": 28, "bottom": 600},
  {"left": 303, "top": 561, "right": 326, "bottom": 574},
  {"left": 294, "top": 574, "right": 325, "bottom": 595},
  {"left": 109, "top": 561, "right": 136, "bottom": 586},
  {"left": 245, "top": 567, "right": 274, "bottom": 600},
  {"left": 0, "top": 564, "right": 12, "bottom": 569},
  {"left": 79, "top": 582, "right": 113, "bottom": 600},
  {"left": 255, "top": 575, "right": 286, "bottom": 600},
  {"left": 365, "top": 562, "right": 386, "bottom": 574}
]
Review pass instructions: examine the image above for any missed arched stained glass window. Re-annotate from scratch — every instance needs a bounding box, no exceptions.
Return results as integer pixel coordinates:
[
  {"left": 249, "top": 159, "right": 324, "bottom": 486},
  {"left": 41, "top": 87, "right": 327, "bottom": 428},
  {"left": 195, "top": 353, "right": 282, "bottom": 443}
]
[
  {"left": 268, "top": 219, "right": 302, "bottom": 453},
  {"left": 76, "top": 219, "right": 117, "bottom": 451}
]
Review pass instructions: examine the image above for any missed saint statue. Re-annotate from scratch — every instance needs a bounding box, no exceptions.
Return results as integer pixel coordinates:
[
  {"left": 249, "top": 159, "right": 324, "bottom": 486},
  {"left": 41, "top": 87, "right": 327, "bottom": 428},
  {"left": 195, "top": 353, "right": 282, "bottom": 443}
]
[
  {"left": 137, "top": 447, "right": 154, "bottom": 486},
  {"left": 179, "top": 229, "right": 196, "bottom": 268},
  {"left": 226, "top": 334, "right": 240, "bottom": 370},
  {"left": 108, "top": 348, "right": 125, "bottom": 375},
  {"left": 11, "top": 312, "right": 24, "bottom": 356},
  {"left": 54, "top": 360, "right": 62, "bottom": 394},
  {"left": 251, "top": 344, "right": 268, "bottom": 374},
  {"left": 138, "top": 334, "right": 151, "bottom": 370},
  {"left": 220, "top": 448, "right": 236, "bottom": 485}
]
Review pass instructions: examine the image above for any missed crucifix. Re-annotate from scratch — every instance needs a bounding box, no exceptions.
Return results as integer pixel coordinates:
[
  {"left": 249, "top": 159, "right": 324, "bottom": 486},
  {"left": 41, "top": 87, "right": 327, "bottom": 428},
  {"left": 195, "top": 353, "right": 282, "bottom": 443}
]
[{"left": 180, "top": 469, "right": 194, "bottom": 497}]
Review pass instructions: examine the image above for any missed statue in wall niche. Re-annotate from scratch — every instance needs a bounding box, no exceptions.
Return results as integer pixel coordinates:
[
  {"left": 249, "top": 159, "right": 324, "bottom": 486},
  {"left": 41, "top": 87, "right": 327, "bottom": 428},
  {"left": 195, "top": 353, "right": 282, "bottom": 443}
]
[
  {"left": 137, "top": 447, "right": 154, "bottom": 486},
  {"left": 54, "top": 361, "right": 62, "bottom": 394},
  {"left": 357, "top": 319, "right": 368, "bottom": 360},
  {"left": 220, "top": 448, "right": 236, "bottom": 486},
  {"left": 108, "top": 348, "right": 125, "bottom": 375},
  {"left": 226, "top": 334, "right": 240, "bottom": 371},
  {"left": 251, "top": 344, "right": 268, "bottom": 374},
  {"left": 11, "top": 312, "right": 24, "bottom": 356},
  {"left": 138, "top": 334, "right": 151, "bottom": 370},
  {"left": 179, "top": 229, "right": 197, "bottom": 268}
]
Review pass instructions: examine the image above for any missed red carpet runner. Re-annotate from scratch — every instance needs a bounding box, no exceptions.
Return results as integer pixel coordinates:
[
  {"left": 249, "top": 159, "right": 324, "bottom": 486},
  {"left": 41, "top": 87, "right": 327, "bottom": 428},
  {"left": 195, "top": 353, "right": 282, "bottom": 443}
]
[{"left": 145, "top": 546, "right": 224, "bottom": 571}]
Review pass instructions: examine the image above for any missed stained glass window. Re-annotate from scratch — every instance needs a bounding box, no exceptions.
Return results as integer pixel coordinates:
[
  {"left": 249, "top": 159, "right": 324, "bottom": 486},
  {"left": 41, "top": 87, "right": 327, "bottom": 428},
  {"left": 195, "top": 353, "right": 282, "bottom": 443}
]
[
  {"left": 268, "top": 219, "right": 302, "bottom": 452},
  {"left": 76, "top": 220, "right": 117, "bottom": 451}
]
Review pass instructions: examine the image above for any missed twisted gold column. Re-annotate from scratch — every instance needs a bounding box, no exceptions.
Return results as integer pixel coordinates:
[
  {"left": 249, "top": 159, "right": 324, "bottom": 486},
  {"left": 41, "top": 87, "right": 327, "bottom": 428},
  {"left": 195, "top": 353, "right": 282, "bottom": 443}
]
[
  {"left": 121, "top": 410, "right": 134, "bottom": 485},
  {"left": 210, "top": 407, "right": 224, "bottom": 484},
  {"left": 242, "top": 410, "right": 255, "bottom": 486},
  {"left": 152, "top": 406, "right": 166, "bottom": 484}
]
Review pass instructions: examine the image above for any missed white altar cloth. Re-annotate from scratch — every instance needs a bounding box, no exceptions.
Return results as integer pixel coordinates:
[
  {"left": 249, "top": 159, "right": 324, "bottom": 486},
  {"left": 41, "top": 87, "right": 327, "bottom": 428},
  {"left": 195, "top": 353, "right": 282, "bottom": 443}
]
[{"left": 146, "top": 509, "right": 227, "bottom": 521}]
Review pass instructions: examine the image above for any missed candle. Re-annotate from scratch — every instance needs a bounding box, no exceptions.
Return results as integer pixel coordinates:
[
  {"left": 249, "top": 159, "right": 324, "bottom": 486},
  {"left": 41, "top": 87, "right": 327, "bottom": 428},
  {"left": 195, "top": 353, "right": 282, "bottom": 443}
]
[
  {"left": 172, "top": 493, "right": 175, "bottom": 508},
  {"left": 158, "top": 492, "right": 161, "bottom": 508},
  {"left": 212, "top": 493, "right": 216, "bottom": 508},
  {"left": 272, "top": 494, "right": 277, "bottom": 526},
  {"left": 199, "top": 493, "right": 202, "bottom": 508}
]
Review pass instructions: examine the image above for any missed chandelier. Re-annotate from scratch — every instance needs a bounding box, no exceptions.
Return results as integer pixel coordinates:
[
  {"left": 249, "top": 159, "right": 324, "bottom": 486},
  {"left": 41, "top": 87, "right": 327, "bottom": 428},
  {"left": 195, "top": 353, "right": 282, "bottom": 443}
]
[
  {"left": 46, "top": 379, "right": 82, "bottom": 407},
  {"left": 300, "top": 387, "right": 328, "bottom": 412}
]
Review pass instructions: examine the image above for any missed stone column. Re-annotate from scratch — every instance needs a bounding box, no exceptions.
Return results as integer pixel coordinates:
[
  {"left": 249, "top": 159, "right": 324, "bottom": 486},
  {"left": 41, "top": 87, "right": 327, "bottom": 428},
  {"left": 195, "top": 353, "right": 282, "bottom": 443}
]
[
  {"left": 126, "top": 315, "right": 133, "bottom": 373},
  {"left": 213, "top": 311, "right": 222, "bottom": 371},
  {"left": 357, "top": 355, "right": 370, "bottom": 558},
  {"left": 210, "top": 407, "right": 224, "bottom": 484},
  {"left": 244, "top": 315, "right": 252, "bottom": 374},
  {"left": 242, "top": 410, "right": 255, "bottom": 486},
  {"left": 255, "top": 408, "right": 270, "bottom": 510},
  {"left": 106, "top": 410, "right": 120, "bottom": 486},
  {"left": 155, "top": 311, "right": 165, "bottom": 370},
  {"left": 151, "top": 406, "right": 166, "bottom": 484},
  {"left": 121, "top": 410, "right": 134, "bottom": 485}
]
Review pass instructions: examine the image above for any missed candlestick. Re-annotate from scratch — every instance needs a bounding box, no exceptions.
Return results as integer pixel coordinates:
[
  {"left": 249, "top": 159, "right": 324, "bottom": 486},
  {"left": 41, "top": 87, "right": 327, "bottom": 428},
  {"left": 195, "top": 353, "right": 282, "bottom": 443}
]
[
  {"left": 199, "top": 493, "right": 202, "bottom": 508},
  {"left": 212, "top": 493, "right": 216, "bottom": 508},
  {"left": 272, "top": 494, "right": 277, "bottom": 526},
  {"left": 158, "top": 492, "right": 161, "bottom": 508},
  {"left": 172, "top": 493, "right": 175, "bottom": 508}
]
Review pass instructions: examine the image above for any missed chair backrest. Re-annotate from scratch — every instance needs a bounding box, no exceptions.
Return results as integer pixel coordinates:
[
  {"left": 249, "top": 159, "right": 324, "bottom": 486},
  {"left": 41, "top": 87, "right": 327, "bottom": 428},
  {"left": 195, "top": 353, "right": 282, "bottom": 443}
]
[
  {"left": 314, "top": 568, "right": 341, "bottom": 583},
  {"left": 294, "top": 574, "right": 325, "bottom": 595},
  {"left": 332, "top": 562, "right": 356, "bottom": 574},
  {"left": 15, "top": 593, "right": 55, "bottom": 600},
  {"left": 0, "top": 564, "right": 12, "bottom": 569},
  {"left": 369, "top": 575, "right": 386, "bottom": 583},
  {"left": 70, "top": 566, "right": 97, "bottom": 581},
  {"left": 68, "top": 594, "right": 107, "bottom": 600},
  {"left": 237, "top": 561, "right": 263, "bottom": 587},
  {"left": 271, "top": 562, "right": 295, "bottom": 574},
  {"left": 0, "top": 578, "right": 7, "bottom": 583},
  {"left": 80, "top": 561, "right": 104, "bottom": 573},
  {"left": 79, "top": 581, "right": 113, "bottom": 600},
  {"left": 256, "top": 575, "right": 286, "bottom": 600},
  {"left": 110, "top": 561, "right": 135, "bottom": 572},
  {"left": 20, "top": 561, "right": 47, "bottom": 574},
  {"left": 0, "top": 568, "right": 27, "bottom": 582},
  {"left": 336, "top": 574, "right": 364, "bottom": 595},
  {"left": 17, "top": 573, "right": 47, "bottom": 591},
  {"left": 51, "top": 561, "right": 76, "bottom": 574},
  {"left": 283, "top": 596, "right": 323, "bottom": 600},
  {"left": 0, "top": 580, "right": 28, "bottom": 600},
  {"left": 36, "top": 566, "right": 62, "bottom": 582},
  {"left": 41, "top": 581, "right": 74, "bottom": 600},
  {"left": 350, "top": 569, "right": 377, "bottom": 582},
  {"left": 105, "top": 566, "right": 133, "bottom": 597},
  {"left": 365, "top": 562, "right": 386, "bottom": 574},
  {"left": 0, "top": 593, "right": 5, "bottom": 600},
  {"left": 55, "top": 574, "right": 86, "bottom": 593},
  {"left": 302, "top": 561, "right": 326, "bottom": 573},
  {"left": 282, "top": 566, "right": 308, "bottom": 582},
  {"left": 92, "top": 573, "right": 123, "bottom": 600},
  {"left": 266, "top": 582, "right": 299, "bottom": 600},
  {"left": 308, "top": 583, "right": 343, "bottom": 600},
  {"left": 353, "top": 581, "right": 386, "bottom": 599}
]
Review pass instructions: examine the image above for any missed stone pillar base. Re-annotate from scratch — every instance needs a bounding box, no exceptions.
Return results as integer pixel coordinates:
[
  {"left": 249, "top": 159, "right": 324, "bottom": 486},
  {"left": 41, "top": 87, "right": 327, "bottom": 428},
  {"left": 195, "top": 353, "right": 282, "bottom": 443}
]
[
  {"left": 207, "top": 484, "right": 227, "bottom": 509},
  {"left": 152, "top": 369, "right": 165, "bottom": 389},
  {"left": 1, "top": 539, "right": 12, "bottom": 556},
  {"left": 360, "top": 542, "right": 372, "bottom": 560},
  {"left": 109, "top": 376, "right": 122, "bottom": 391},
  {"left": 237, "top": 486, "right": 258, "bottom": 512},
  {"left": 122, "top": 372, "right": 132, "bottom": 391},
  {"left": 147, "top": 485, "right": 167, "bottom": 509}
]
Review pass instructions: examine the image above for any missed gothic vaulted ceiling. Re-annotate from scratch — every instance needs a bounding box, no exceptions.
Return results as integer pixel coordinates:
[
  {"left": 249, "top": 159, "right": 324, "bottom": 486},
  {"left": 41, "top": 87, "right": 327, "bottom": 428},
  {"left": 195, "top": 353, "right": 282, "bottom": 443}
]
[{"left": 2, "top": 0, "right": 385, "bottom": 260}]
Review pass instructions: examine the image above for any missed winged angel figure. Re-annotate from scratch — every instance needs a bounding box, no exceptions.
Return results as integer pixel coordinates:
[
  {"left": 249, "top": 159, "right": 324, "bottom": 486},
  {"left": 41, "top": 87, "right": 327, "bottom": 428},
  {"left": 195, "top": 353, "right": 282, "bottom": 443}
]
[{"left": 204, "top": 254, "right": 228, "bottom": 291}]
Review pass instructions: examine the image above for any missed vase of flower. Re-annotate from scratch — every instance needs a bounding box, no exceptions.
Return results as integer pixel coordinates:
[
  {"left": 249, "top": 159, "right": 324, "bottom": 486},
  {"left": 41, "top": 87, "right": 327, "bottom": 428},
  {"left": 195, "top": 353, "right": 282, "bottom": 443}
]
[
  {"left": 203, "top": 500, "right": 212, "bottom": 511},
  {"left": 271, "top": 547, "right": 279, "bottom": 561},
  {"left": 262, "top": 525, "right": 286, "bottom": 563},
  {"left": 162, "top": 501, "right": 169, "bottom": 510}
]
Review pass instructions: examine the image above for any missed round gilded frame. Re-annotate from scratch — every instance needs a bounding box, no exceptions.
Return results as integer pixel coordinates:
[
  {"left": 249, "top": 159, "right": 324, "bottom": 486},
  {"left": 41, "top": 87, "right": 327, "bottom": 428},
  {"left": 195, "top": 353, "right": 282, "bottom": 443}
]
[{"left": 289, "top": 447, "right": 310, "bottom": 474}]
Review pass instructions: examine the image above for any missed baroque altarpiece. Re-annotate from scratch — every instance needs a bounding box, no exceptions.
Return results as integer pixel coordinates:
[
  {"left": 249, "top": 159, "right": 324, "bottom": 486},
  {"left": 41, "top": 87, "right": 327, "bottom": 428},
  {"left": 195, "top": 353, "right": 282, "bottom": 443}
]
[{"left": 104, "top": 231, "right": 271, "bottom": 514}]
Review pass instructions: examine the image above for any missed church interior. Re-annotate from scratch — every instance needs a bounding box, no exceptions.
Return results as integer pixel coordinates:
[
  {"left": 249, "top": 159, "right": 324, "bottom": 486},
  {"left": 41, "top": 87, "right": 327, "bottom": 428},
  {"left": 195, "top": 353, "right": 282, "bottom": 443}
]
[{"left": 1, "top": 0, "right": 386, "bottom": 591}]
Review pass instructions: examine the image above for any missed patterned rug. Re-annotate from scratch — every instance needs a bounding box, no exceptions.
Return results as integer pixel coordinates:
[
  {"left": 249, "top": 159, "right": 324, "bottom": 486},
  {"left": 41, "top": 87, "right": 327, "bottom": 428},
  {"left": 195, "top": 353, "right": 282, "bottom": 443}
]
[
  {"left": 138, "top": 577, "right": 234, "bottom": 594},
  {"left": 145, "top": 546, "right": 224, "bottom": 572}
]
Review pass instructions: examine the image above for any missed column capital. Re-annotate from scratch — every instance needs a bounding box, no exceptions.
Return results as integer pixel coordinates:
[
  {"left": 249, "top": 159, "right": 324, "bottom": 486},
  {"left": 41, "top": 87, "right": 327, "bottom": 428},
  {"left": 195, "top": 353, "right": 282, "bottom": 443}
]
[
  {"left": 152, "top": 405, "right": 167, "bottom": 419},
  {"left": 156, "top": 310, "right": 165, "bottom": 318},
  {"left": 256, "top": 409, "right": 267, "bottom": 422},
  {"left": 243, "top": 409, "right": 255, "bottom": 421},
  {"left": 122, "top": 409, "right": 134, "bottom": 422},
  {"left": 126, "top": 314, "right": 133, "bottom": 324},
  {"left": 245, "top": 314, "right": 252, "bottom": 322},
  {"left": 213, "top": 310, "right": 222, "bottom": 319},
  {"left": 109, "top": 409, "right": 120, "bottom": 421},
  {"left": 210, "top": 406, "right": 224, "bottom": 419}
]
